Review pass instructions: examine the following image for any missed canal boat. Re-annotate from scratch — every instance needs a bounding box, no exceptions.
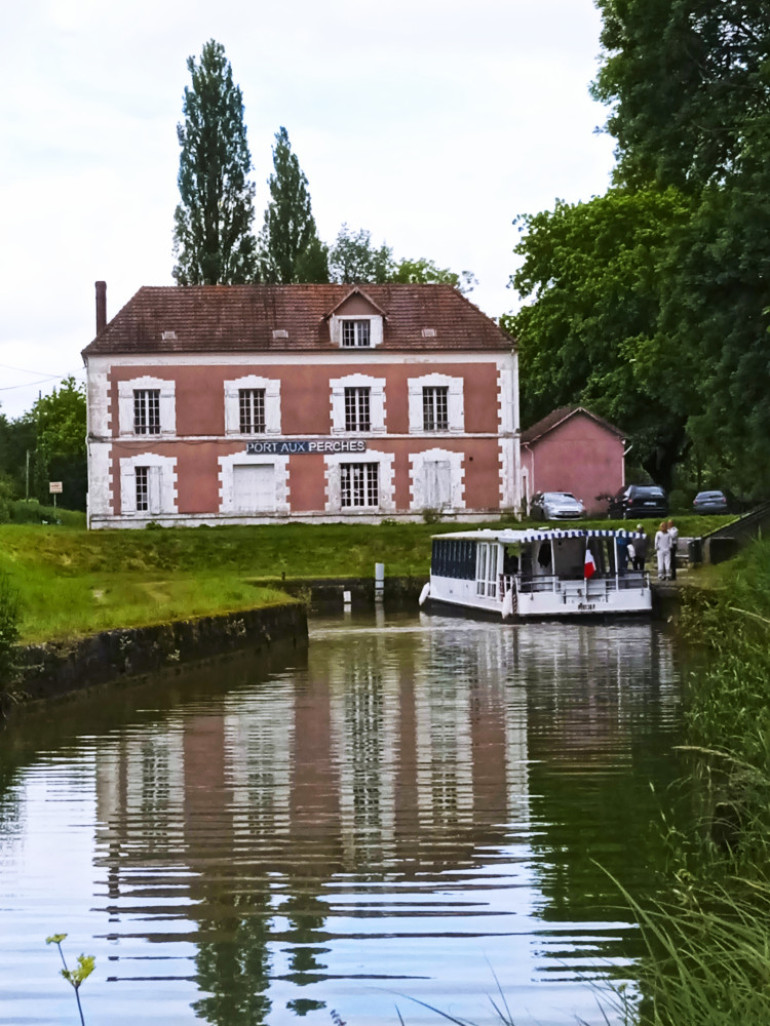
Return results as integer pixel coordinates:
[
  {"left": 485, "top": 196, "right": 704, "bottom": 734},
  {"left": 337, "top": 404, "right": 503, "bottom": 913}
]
[{"left": 420, "top": 528, "right": 652, "bottom": 620}]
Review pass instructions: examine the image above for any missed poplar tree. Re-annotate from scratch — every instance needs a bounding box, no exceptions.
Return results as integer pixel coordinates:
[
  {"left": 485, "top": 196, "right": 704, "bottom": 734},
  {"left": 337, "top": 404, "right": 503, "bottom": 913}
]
[
  {"left": 172, "top": 40, "right": 258, "bottom": 285},
  {"left": 258, "top": 127, "right": 327, "bottom": 283}
]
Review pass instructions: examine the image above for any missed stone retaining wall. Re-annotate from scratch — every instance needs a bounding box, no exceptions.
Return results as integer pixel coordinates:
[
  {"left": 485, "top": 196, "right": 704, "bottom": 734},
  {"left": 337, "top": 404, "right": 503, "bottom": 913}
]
[{"left": 13, "top": 602, "right": 308, "bottom": 706}]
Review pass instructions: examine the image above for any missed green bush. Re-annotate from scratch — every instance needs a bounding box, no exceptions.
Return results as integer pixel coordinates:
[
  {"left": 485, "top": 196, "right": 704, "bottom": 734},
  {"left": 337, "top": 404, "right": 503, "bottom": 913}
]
[{"left": 8, "top": 500, "right": 85, "bottom": 528}]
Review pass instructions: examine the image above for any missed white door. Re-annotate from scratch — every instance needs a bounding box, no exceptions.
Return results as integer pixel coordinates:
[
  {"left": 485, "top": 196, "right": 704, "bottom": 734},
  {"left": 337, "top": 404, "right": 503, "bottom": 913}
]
[
  {"left": 233, "top": 464, "right": 275, "bottom": 512},
  {"left": 424, "top": 460, "right": 451, "bottom": 510}
]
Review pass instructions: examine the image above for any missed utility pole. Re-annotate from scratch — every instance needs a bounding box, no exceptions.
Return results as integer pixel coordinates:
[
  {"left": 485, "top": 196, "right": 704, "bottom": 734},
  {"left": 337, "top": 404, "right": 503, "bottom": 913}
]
[{"left": 25, "top": 449, "right": 30, "bottom": 501}]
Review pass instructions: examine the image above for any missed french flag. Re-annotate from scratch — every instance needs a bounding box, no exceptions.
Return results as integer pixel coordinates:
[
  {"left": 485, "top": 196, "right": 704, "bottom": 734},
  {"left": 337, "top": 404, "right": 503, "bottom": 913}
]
[{"left": 584, "top": 548, "right": 596, "bottom": 579}]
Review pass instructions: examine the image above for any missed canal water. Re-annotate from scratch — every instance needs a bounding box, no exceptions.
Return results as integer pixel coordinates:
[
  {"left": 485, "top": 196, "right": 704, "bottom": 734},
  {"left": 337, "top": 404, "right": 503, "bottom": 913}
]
[{"left": 0, "top": 612, "right": 683, "bottom": 1026}]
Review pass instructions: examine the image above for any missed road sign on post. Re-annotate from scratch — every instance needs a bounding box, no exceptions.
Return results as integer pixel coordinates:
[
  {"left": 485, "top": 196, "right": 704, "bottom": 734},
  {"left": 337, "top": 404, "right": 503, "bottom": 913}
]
[{"left": 49, "top": 481, "right": 62, "bottom": 508}]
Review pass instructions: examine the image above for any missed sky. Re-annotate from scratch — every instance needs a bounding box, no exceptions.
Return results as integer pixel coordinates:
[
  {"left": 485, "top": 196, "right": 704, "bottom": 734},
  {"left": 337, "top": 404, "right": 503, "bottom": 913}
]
[{"left": 0, "top": 0, "right": 616, "bottom": 420}]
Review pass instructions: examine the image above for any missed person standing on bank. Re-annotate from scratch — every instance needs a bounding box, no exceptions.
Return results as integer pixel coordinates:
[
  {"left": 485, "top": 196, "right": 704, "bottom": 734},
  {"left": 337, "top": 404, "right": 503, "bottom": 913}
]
[
  {"left": 667, "top": 519, "right": 679, "bottom": 581},
  {"left": 655, "top": 521, "right": 672, "bottom": 580},
  {"left": 633, "top": 524, "right": 648, "bottom": 572}
]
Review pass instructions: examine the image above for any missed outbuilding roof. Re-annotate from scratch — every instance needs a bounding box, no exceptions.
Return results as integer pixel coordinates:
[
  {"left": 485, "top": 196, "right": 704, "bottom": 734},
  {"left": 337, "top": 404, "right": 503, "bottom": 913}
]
[
  {"left": 82, "top": 283, "right": 514, "bottom": 357},
  {"left": 520, "top": 405, "right": 625, "bottom": 444}
]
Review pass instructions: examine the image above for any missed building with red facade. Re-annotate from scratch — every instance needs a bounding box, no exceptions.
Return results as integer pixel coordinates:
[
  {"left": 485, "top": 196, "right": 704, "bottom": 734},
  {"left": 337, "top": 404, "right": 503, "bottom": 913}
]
[{"left": 82, "top": 282, "right": 521, "bottom": 528}]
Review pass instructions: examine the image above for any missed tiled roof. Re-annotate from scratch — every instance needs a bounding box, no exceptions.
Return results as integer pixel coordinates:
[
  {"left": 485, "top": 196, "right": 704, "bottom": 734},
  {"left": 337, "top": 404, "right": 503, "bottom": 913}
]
[
  {"left": 521, "top": 405, "right": 625, "bottom": 444},
  {"left": 82, "top": 284, "right": 514, "bottom": 356}
]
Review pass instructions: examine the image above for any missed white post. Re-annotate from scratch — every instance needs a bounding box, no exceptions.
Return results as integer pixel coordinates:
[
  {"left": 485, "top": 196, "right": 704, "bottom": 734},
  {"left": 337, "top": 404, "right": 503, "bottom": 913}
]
[{"left": 374, "top": 562, "right": 385, "bottom": 600}]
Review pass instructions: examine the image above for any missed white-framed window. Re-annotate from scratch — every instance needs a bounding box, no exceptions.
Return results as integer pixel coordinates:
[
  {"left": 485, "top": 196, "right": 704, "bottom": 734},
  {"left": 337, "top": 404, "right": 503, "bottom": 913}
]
[
  {"left": 120, "top": 453, "right": 177, "bottom": 516},
  {"left": 341, "top": 320, "right": 371, "bottom": 348},
  {"left": 135, "top": 466, "right": 150, "bottom": 510},
  {"left": 344, "top": 387, "right": 370, "bottom": 432},
  {"left": 408, "top": 374, "right": 464, "bottom": 434},
  {"left": 476, "top": 542, "right": 498, "bottom": 598},
  {"left": 239, "top": 388, "right": 265, "bottom": 434},
  {"left": 409, "top": 448, "right": 465, "bottom": 512},
  {"left": 133, "top": 390, "right": 160, "bottom": 435},
  {"left": 324, "top": 449, "right": 395, "bottom": 513},
  {"left": 329, "top": 314, "right": 383, "bottom": 348},
  {"left": 330, "top": 374, "right": 386, "bottom": 434},
  {"left": 422, "top": 386, "right": 449, "bottom": 431},
  {"left": 341, "top": 462, "right": 379, "bottom": 507},
  {"left": 118, "top": 377, "right": 176, "bottom": 438},
  {"left": 218, "top": 453, "right": 290, "bottom": 514},
  {"left": 224, "top": 375, "right": 281, "bottom": 436}
]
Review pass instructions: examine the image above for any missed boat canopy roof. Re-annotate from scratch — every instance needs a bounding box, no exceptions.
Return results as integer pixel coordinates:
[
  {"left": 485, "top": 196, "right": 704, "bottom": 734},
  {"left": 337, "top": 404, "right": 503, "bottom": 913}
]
[{"left": 432, "top": 528, "right": 645, "bottom": 543}]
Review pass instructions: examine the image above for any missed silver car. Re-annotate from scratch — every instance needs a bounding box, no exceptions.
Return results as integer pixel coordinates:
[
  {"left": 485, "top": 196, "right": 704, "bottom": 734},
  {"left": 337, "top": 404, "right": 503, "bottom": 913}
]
[{"left": 531, "top": 491, "right": 585, "bottom": 520}]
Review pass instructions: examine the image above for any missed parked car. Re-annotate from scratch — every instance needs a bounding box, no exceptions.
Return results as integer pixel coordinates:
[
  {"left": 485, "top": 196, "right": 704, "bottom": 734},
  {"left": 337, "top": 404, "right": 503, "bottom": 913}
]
[
  {"left": 693, "top": 489, "right": 729, "bottom": 514},
  {"left": 530, "top": 491, "right": 585, "bottom": 520},
  {"left": 608, "top": 484, "right": 668, "bottom": 520}
]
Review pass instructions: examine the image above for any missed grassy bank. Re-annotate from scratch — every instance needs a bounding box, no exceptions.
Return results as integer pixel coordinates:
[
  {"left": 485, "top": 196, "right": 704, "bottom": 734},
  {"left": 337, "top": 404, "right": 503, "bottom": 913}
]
[
  {"left": 0, "top": 512, "right": 734, "bottom": 644},
  {"left": 0, "top": 519, "right": 474, "bottom": 643},
  {"left": 625, "top": 536, "right": 770, "bottom": 1025}
]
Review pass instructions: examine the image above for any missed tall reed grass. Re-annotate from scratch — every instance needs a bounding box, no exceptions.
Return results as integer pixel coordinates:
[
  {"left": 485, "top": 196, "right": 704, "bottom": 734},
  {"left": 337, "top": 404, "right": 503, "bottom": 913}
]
[{"left": 619, "top": 538, "right": 770, "bottom": 1024}]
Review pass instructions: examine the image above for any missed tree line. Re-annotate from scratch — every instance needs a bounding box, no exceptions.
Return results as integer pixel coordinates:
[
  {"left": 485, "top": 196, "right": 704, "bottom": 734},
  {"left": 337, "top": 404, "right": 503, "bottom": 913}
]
[
  {"left": 502, "top": 0, "right": 770, "bottom": 498},
  {"left": 172, "top": 40, "right": 474, "bottom": 292}
]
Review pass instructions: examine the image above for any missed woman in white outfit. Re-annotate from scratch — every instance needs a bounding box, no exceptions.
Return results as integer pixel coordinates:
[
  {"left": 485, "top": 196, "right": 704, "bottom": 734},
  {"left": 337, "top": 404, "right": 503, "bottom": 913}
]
[{"left": 654, "top": 521, "right": 672, "bottom": 580}]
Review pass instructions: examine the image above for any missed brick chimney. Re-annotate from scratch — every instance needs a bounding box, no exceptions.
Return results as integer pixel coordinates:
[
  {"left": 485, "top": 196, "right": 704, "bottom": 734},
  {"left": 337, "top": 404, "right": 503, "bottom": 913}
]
[{"left": 95, "top": 280, "right": 107, "bottom": 335}]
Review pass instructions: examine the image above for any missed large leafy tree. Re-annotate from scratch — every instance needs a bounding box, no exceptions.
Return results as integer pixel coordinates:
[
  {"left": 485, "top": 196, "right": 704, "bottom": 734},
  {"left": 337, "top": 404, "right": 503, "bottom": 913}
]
[
  {"left": 657, "top": 124, "right": 770, "bottom": 494},
  {"left": 0, "top": 413, "right": 35, "bottom": 504},
  {"left": 505, "top": 187, "right": 693, "bottom": 488},
  {"left": 589, "top": 0, "right": 770, "bottom": 494},
  {"left": 258, "top": 127, "right": 327, "bottom": 283},
  {"left": 328, "top": 227, "right": 474, "bottom": 292},
  {"left": 390, "top": 257, "right": 477, "bottom": 295},
  {"left": 172, "top": 40, "right": 258, "bottom": 285},
  {"left": 328, "top": 224, "right": 394, "bottom": 284},
  {"left": 25, "top": 376, "right": 87, "bottom": 509},
  {"left": 592, "top": 0, "right": 770, "bottom": 190}
]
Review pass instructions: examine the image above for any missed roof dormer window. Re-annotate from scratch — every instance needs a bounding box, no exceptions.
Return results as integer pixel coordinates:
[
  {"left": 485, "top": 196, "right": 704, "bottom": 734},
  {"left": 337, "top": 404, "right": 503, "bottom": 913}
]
[
  {"left": 327, "top": 289, "right": 384, "bottom": 348},
  {"left": 341, "top": 319, "right": 371, "bottom": 348}
]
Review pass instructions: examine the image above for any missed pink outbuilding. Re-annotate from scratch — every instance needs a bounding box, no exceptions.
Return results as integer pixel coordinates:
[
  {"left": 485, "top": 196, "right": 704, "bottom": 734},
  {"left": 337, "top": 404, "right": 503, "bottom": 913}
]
[{"left": 520, "top": 406, "right": 626, "bottom": 516}]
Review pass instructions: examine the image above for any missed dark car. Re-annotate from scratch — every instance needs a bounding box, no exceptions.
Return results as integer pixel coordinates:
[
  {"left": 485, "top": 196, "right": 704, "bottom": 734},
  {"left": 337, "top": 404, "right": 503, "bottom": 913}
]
[
  {"left": 693, "top": 489, "right": 729, "bottom": 514},
  {"left": 530, "top": 491, "right": 585, "bottom": 520},
  {"left": 608, "top": 484, "right": 668, "bottom": 520}
]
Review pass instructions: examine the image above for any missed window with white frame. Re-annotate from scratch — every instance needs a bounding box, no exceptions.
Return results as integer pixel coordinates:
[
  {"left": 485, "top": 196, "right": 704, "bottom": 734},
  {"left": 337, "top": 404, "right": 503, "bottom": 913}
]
[
  {"left": 330, "top": 314, "right": 383, "bottom": 348},
  {"left": 422, "top": 386, "right": 449, "bottom": 431},
  {"left": 224, "top": 375, "right": 281, "bottom": 436},
  {"left": 330, "top": 374, "right": 386, "bottom": 434},
  {"left": 120, "top": 454, "right": 177, "bottom": 516},
  {"left": 133, "top": 389, "right": 160, "bottom": 435},
  {"left": 118, "top": 377, "right": 176, "bottom": 438},
  {"left": 341, "top": 319, "right": 371, "bottom": 347},
  {"left": 344, "top": 387, "right": 370, "bottom": 432},
  {"left": 135, "top": 466, "right": 150, "bottom": 511},
  {"left": 341, "top": 463, "right": 379, "bottom": 507},
  {"left": 239, "top": 388, "right": 265, "bottom": 434},
  {"left": 408, "top": 374, "right": 464, "bottom": 434}
]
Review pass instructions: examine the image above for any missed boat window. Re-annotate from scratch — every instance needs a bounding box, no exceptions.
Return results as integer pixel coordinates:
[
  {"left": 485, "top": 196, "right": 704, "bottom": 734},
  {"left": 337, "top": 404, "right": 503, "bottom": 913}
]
[
  {"left": 431, "top": 538, "right": 476, "bottom": 580},
  {"left": 475, "top": 542, "right": 498, "bottom": 598}
]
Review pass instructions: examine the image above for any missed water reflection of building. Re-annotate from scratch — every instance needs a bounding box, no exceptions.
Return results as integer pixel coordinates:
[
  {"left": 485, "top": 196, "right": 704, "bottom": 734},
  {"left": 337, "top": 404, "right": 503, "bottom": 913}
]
[{"left": 92, "top": 618, "right": 678, "bottom": 1022}]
